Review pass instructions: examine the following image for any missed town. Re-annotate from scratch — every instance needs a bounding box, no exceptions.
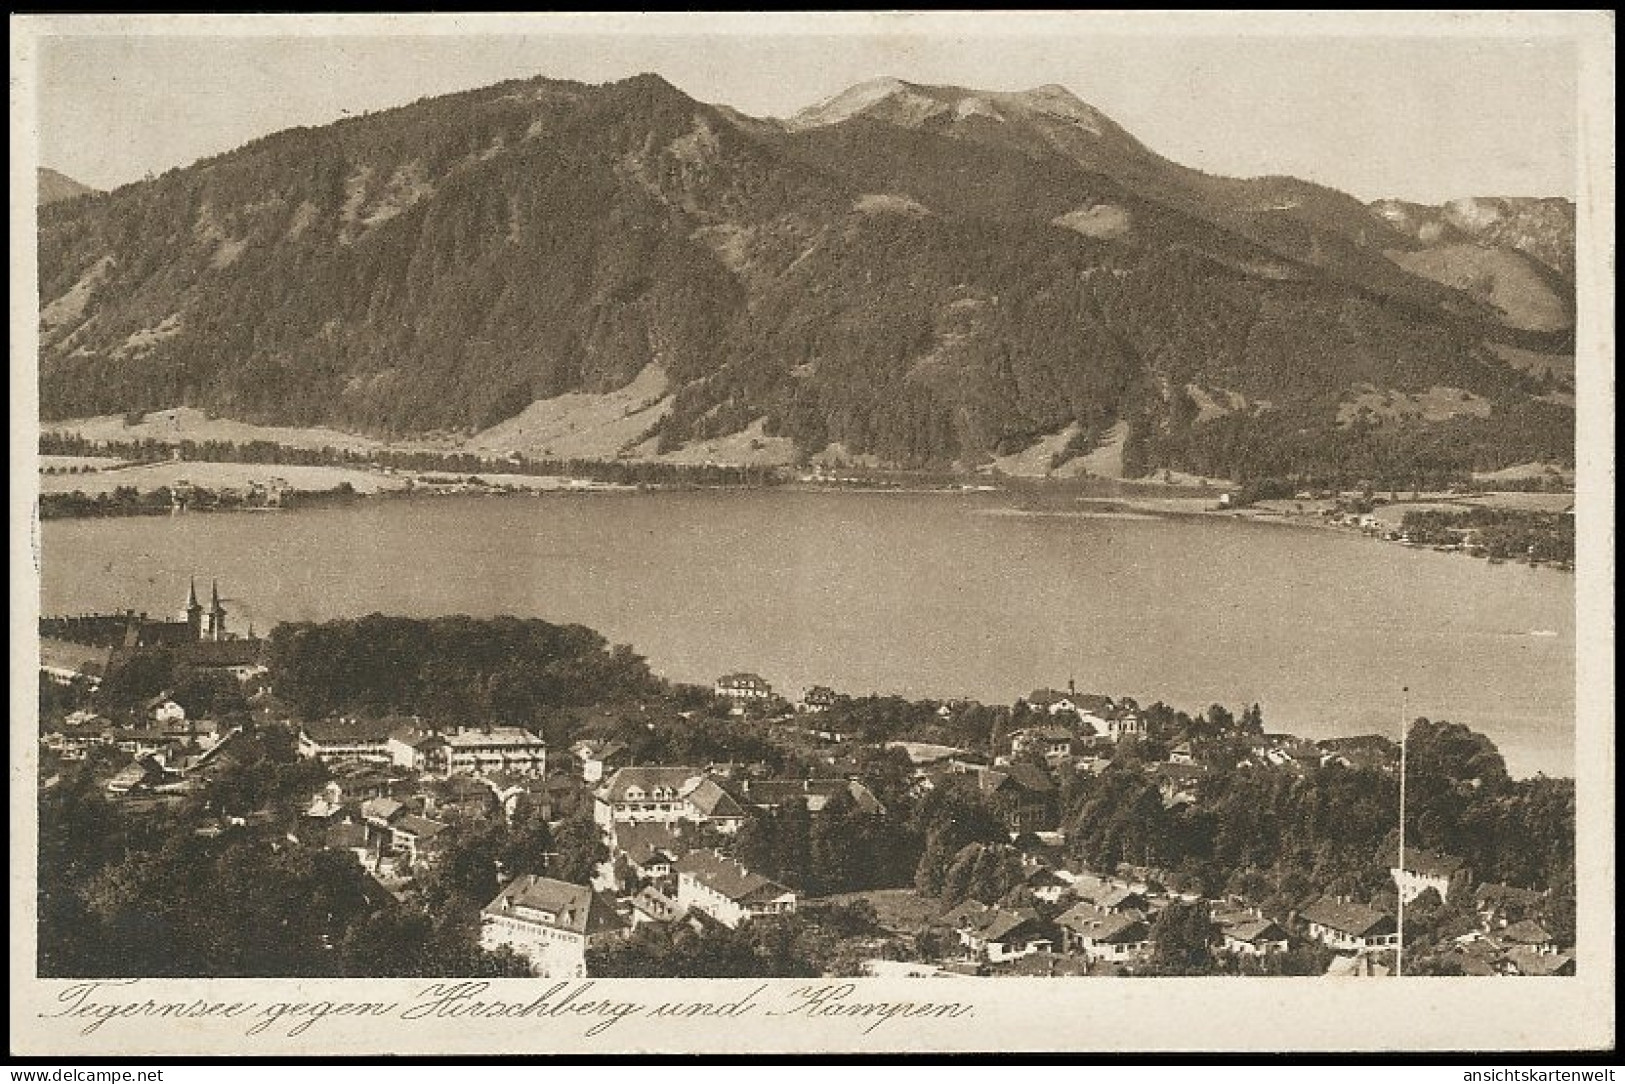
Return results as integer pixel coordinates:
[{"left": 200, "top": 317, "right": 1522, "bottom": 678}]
[{"left": 37, "top": 584, "right": 1575, "bottom": 981}]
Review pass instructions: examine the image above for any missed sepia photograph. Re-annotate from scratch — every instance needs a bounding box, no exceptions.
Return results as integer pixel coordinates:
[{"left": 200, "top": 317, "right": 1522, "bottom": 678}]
[{"left": 10, "top": 11, "right": 1614, "bottom": 1056}]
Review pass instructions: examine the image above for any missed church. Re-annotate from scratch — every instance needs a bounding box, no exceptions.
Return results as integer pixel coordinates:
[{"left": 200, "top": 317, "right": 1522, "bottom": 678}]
[{"left": 39, "top": 578, "right": 263, "bottom": 688}]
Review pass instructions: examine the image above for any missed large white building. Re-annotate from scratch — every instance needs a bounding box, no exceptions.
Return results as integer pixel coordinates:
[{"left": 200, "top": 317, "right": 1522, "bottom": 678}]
[
  {"left": 1391, "top": 846, "right": 1469, "bottom": 905},
  {"left": 593, "top": 767, "right": 747, "bottom": 837},
  {"left": 673, "top": 850, "right": 797, "bottom": 928},
  {"left": 479, "top": 875, "right": 627, "bottom": 977},
  {"left": 444, "top": 727, "right": 547, "bottom": 776},
  {"left": 714, "top": 672, "right": 773, "bottom": 702},
  {"left": 297, "top": 718, "right": 397, "bottom": 765}
]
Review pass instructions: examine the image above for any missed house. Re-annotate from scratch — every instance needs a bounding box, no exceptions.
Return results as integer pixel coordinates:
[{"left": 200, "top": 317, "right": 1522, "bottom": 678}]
[
  {"left": 1474, "top": 883, "right": 1548, "bottom": 930},
  {"left": 324, "top": 820, "right": 372, "bottom": 868},
  {"left": 443, "top": 727, "right": 547, "bottom": 776},
  {"left": 388, "top": 813, "right": 449, "bottom": 869},
  {"left": 674, "top": 849, "right": 797, "bottom": 928},
  {"left": 742, "top": 778, "right": 887, "bottom": 816},
  {"left": 1317, "top": 736, "right": 1399, "bottom": 773},
  {"left": 1009, "top": 725, "right": 1076, "bottom": 761},
  {"left": 145, "top": 695, "right": 187, "bottom": 727},
  {"left": 612, "top": 822, "right": 688, "bottom": 887},
  {"left": 1082, "top": 884, "right": 1149, "bottom": 916},
  {"left": 360, "top": 796, "right": 408, "bottom": 852},
  {"left": 1025, "top": 689, "right": 1081, "bottom": 717},
  {"left": 799, "top": 685, "right": 840, "bottom": 713},
  {"left": 106, "top": 755, "right": 165, "bottom": 795},
  {"left": 1022, "top": 864, "right": 1072, "bottom": 904},
  {"left": 715, "top": 672, "right": 773, "bottom": 702},
  {"left": 1167, "top": 742, "right": 1196, "bottom": 766},
  {"left": 1498, "top": 919, "right": 1559, "bottom": 955},
  {"left": 1221, "top": 918, "right": 1290, "bottom": 957},
  {"left": 360, "top": 795, "right": 407, "bottom": 825},
  {"left": 975, "top": 763, "right": 1055, "bottom": 833},
  {"left": 1391, "top": 846, "right": 1470, "bottom": 905},
  {"left": 1299, "top": 898, "right": 1399, "bottom": 953},
  {"left": 943, "top": 901, "right": 1053, "bottom": 964},
  {"left": 387, "top": 727, "right": 447, "bottom": 773},
  {"left": 303, "top": 784, "right": 347, "bottom": 823},
  {"left": 479, "top": 875, "right": 628, "bottom": 977},
  {"left": 628, "top": 885, "right": 686, "bottom": 927},
  {"left": 323, "top": 760, "right": 400, "bottom": 801},
  {"left": 110, "top": 727, "right": 169, "bottom": 758},
  {"left": 594, "top": 767, "right": 746, "bottom": 836},
  {"left": 297, "top": 718, "right": 397, "bottom": 764},
  {"left": 1152, "top": 763, "right": 1211, "bottom": 807},
  {"left": 1500, "top": 947, "right": 1576, "bottom": 976},
  {"left": 1055, "top": 901, "right": 1151, "bottom": 962},
  {"left": 1106, "top": 711, "right": 1147, "bottom": 742},
  {"left": 571, "top": 739, "right": 629, "bottom": 784}
]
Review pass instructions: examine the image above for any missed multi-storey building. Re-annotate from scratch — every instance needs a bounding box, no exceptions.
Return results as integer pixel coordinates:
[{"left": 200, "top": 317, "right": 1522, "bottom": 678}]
[{"left": 480, "top": 875, "right": 627, "bottom": 977}]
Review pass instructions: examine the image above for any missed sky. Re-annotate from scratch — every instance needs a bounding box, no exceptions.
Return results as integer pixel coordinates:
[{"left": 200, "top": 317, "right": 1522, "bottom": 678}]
[{"left": 25, "top": 13, "right": 1584, "bottom": 204}]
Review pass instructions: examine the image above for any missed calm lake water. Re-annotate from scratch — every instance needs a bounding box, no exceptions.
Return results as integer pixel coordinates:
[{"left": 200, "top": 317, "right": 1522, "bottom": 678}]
[{"left": 37, "top": 491, "right": 1576, "bottom": 777}]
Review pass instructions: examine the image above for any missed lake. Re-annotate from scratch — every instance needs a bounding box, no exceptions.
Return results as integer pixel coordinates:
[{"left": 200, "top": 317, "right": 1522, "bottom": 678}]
[{"left": 36, "top": 490, "right": 1576, "bottom": 777}]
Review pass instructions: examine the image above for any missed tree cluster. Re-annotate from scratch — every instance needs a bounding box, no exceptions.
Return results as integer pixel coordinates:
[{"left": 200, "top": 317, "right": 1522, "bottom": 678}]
[{"left": 268, "top": 614, "right": 659, "bottom": 724}]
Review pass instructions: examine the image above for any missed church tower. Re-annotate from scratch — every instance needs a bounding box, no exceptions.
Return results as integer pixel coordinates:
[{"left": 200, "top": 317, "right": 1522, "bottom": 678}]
[
  {"left": 205, "top": 580, "right": 228, "bottom": 642},
  {"left": 183, "top": 578, "right": 203, "bottom": 641}
]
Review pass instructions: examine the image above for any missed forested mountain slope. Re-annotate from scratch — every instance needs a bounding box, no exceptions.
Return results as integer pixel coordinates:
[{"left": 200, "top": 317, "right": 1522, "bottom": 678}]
[{"left": 39, "top": 73, "right": 1575, "bottom": 481}]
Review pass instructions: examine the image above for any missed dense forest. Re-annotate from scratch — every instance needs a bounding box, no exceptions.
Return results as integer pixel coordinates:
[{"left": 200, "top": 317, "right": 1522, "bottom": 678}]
[
  {"left": 1400, "top": 506, "right": 1575, "bottom": 562},
  {"left": 268, "top": 614, "right": 661, "bottom": 724},
  {"left": 39, "top": 72, "right": 1574, "bottom": 480}
]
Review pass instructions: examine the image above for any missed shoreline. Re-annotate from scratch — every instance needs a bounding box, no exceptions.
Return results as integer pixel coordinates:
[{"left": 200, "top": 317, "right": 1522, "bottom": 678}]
[{"left": 36, "top": 462, "right": 1578, "bottom": 574}]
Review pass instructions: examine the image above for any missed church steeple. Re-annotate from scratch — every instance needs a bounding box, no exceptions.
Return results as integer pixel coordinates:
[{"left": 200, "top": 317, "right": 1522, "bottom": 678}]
[
  {"left": 206, "top": 579, "right": 227, "bottom": 641},
  {"left": 183, "top": 577, "right": 203, "bottom": 640}
]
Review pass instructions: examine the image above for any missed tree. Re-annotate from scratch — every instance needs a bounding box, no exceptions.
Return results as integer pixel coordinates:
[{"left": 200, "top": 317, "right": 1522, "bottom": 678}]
[
  {"left": 1146, "top": 900, "right": 1215, "bottom": 975},
  {"left": 939, "top": 842, "right": 1025, "bottom": 908},
  {"left": 911, "top": 782, "right": 1007, "bottom": 898},
  {"left": 548, "top": 812, "right": 609, "bottom": 887}
]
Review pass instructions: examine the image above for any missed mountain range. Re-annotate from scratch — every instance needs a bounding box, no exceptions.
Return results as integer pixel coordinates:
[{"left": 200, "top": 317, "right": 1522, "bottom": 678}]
[
  {"left": 36, "top": 73, "right": 1576, "bottom": 481},
  {"left": 37, "top": 167, "right": 99, "bottom": 206}
]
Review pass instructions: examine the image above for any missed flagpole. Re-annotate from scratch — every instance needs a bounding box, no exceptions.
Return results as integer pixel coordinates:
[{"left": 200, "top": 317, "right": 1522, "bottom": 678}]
[{"left": 1396, "top": 685, "right": 1408, "bottom": 978}]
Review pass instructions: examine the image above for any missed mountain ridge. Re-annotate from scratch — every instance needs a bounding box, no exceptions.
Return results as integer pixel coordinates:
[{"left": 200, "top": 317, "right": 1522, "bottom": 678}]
[
  {"left": 37, "top": 71, "right": 1575, "bottom": 482},
  {"left": 37, "top": 167, "right": 99, "bottom": 206}
]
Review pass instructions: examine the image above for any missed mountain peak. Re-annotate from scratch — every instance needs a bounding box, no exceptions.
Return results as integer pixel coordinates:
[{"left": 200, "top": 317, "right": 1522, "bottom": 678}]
[
  {"left": 787, "top": 77, "right": 915, "bottom": 128},
  {"left": 1003, "top": 83, "right": 1108, "bottom": 131},
  {"left": 38, "top": 167, "right": 99, "bottom": 206},
  {"left": 788, "top": 76, "right": 1118, "bottom": 140}
]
